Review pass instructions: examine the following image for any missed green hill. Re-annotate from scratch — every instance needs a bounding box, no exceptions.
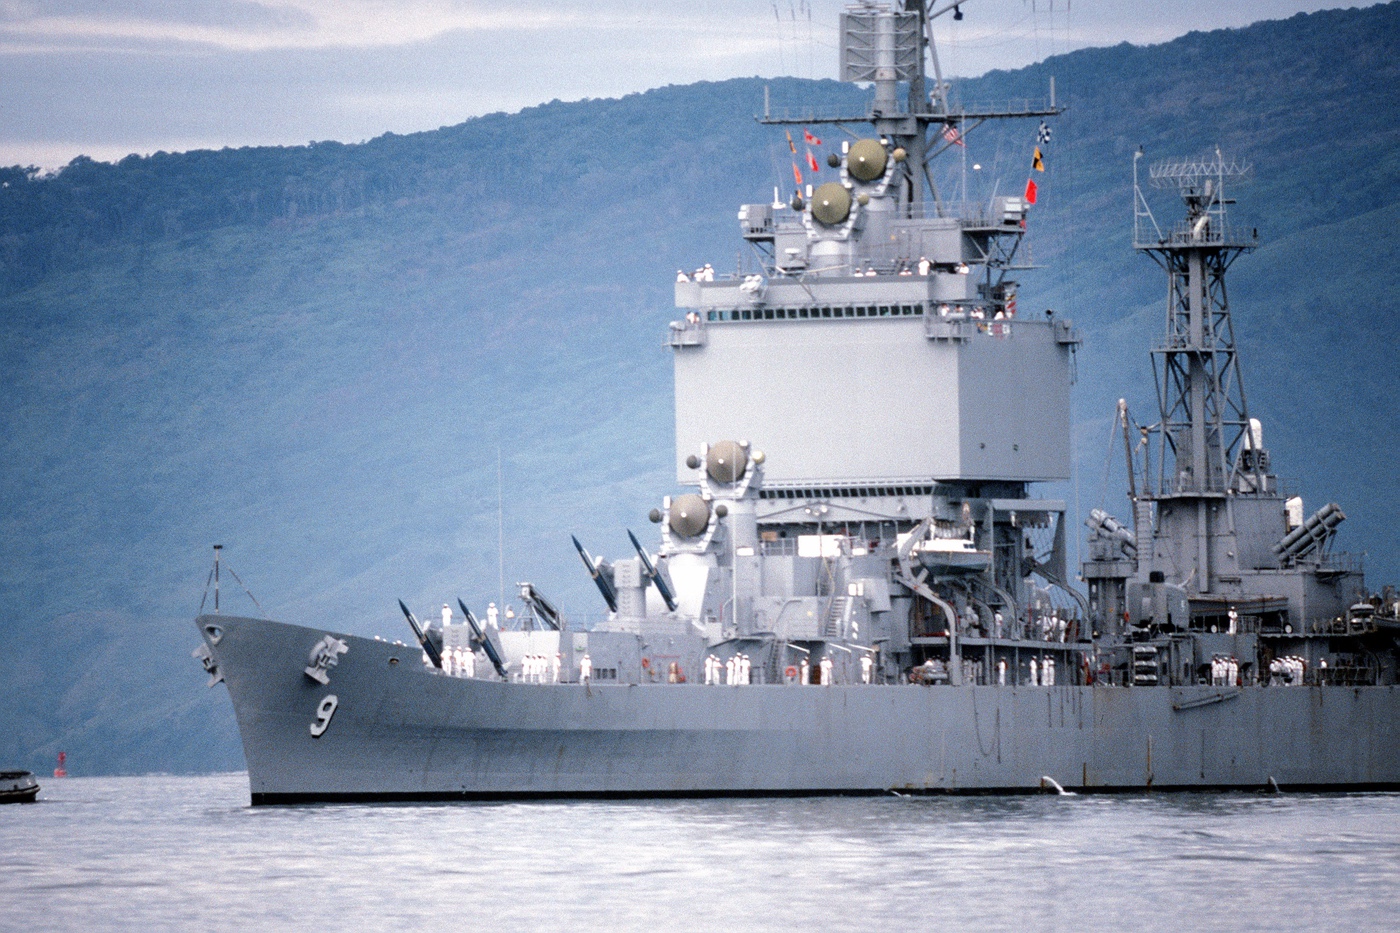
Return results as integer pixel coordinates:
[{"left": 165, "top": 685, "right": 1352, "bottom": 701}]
[{"left": 1, "top": 4, "right": 1397, "bottom": 775}]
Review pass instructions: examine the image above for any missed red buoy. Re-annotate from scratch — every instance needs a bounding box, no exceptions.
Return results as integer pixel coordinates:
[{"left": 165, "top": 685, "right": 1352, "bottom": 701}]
[{"left": 53, "top": 751, "right": 67, "bottom": 778}]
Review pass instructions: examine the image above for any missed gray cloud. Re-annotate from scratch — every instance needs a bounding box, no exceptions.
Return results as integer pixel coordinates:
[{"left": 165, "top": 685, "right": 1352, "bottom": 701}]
[
  {"left": 0, "top": 1, "right": 1385, "bottom": 169},
  {"left": 0, "top": 0, "right": 316, "bottom": 30}
]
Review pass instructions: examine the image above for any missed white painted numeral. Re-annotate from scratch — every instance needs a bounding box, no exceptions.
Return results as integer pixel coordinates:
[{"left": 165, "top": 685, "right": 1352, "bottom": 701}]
[{"left": 309, "top": 694, "right": 339, "bottom": 737}]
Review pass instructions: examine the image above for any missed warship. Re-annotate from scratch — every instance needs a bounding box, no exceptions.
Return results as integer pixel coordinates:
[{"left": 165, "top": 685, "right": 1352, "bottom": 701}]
[{"left": 194, "top": 2, "right": 1400, "bottom": 803}]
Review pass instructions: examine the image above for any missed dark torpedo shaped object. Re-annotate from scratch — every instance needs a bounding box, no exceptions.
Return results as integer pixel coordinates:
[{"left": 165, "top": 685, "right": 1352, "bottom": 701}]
[
  {"left": 628, "top": 529, "right": 678, "bottom": 612},
  {"left": 572, "top": 535, "right": 619, "bottom": 612},
  {"left": 457, "top": 598, "right": 509, "bottom": 681},
  {"left": 397, "top": 599, "right": 443, "bottom": 669}
]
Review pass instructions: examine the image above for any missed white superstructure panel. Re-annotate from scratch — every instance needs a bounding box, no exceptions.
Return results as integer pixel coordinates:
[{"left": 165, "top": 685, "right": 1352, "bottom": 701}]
[{"left": 674, "top": 317, "right": 1071, "bottom": 484}]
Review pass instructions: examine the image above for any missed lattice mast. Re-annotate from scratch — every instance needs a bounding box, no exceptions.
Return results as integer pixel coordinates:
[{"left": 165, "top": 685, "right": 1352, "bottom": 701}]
[{"left": 1132, "top": 150, "right": 1261, "bottom": 591}]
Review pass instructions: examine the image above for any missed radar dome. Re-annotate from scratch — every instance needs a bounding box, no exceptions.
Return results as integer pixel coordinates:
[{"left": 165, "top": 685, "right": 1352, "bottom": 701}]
[
  {"left": 847, "top": 139, "right": 887, "bottom": 181},
  {"left": 811, "top": 183, "right": 851, "bottom": 226},
  {"left": 706, "top": 440, "right": 749, "bottom": 483},
  {"left": 668, "top": 494, "right": 711, "bottom": 538}
]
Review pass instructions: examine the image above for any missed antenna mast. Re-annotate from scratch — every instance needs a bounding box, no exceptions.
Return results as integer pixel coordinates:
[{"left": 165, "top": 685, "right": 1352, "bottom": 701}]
[
  {"left": 1134, "top": 151, "right": 1260, "bottom": 593},
  {"left": 760, "top": 1, "right": 1062, "bottom": 218}
]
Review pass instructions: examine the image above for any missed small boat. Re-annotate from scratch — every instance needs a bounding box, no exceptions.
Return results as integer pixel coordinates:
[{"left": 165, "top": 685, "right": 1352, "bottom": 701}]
[
  {"left": 0, "top": 770, "right": 40, "bottom": 803},
  {"left": 913, "top": 536, "right": 993, "bottom": 574}
]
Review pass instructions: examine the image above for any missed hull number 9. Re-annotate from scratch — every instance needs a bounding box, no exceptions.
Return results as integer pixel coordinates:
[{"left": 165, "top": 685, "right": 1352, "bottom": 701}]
[{"left": 310, "top": 694, "right": 339, "bottom": 737}]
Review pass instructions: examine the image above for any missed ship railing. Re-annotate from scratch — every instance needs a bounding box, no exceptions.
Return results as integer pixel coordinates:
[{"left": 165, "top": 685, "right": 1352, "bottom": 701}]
[
  {"left": 760, "top": 537, "right": 800, "bottom": 557},
  {"left": 855, "top": 201, "right": 1024, "bottom": 225},
  {"left": 726, "top": 201, "right": 1017, "bottom": 227},
  {"left": 1313, "top": 551, "right": 1364, "bottom": 574},
  {"left": 1134, "top": 218, "right": 1256, "bottom": 250}
]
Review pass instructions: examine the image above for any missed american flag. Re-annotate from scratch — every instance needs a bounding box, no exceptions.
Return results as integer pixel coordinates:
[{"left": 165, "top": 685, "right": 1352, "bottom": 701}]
[
  {"left": 942, "top": 125, "right": 965, "bottom": 148},
  {"left": 1037, "top": 121, "right": 1052, "bottom": 146}
]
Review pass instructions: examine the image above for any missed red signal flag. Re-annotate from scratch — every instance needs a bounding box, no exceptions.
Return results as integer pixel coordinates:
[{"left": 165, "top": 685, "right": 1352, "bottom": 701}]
[
  {"left": 806, "top": 150, "right": 820, "bottom": 173},
  {"left": 803, "top": 129, "right": 822, "bottom": 146},
  {"left": 793, "top": 162, "right": 804, "bottom": 187},
  {"left": 1024, "top": 178, "right": 1038, "bottom": 204}
]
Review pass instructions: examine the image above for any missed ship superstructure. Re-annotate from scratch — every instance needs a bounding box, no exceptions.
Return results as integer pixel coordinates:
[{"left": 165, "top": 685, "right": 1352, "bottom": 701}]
[
  {"left": 449, "top": 0, "right": 1087, "bottom": 694},
  {"left": 1081, "top": 153, "right": 1397, "bottom": 688},
  {"left": 193, "top": 2, "right": 1400, "bottom": 803},
  {"left": 653, "top": 0, "right": 1083, "bottom": 691}
]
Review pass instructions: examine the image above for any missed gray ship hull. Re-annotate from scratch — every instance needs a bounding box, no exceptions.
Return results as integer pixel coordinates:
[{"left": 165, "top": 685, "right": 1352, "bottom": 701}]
[{"left": 199, "top": 615, "right": 1400, "bottom": 803}]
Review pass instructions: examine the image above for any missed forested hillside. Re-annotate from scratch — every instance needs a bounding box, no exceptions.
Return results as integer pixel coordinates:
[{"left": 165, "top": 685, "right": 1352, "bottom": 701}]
[{"left": 2, "top": 3, "right": 1397, "bottom": 775}]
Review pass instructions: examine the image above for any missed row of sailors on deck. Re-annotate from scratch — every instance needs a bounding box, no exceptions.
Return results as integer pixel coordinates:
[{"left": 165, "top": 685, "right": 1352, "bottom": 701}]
[
  {"left": 1039, "top": 613, "right": 1071, "bottom": 642},
  {"left": 677, "top": 264, "right": 716, "bottom": 282},
  {"left": 439, "top": 647, "right": 562, "bottom": 682},
  {"left": 442, "top": 647, "right": 476, "bottom": 678},
  {"left": 937, "top": 304, "right": 1013, "bottom": 322},
  {"left": 856, "top": 258, "right": 974, "bottom": 277},
  {"left": 1269, "top": 655, "right": 1308, "bottom": 686},
  {"left": 965, "top": 609, "right": 1070, "bottom": 642},
  {"left": 706, "top": 653, "right": 752, "bottom": 685},
  {"left": 704, "top": 653, "right": 877, "bottom": 685},
  {"left": 798, "top": 654, "right": 874, "bottom": 685},
  {"left": 520, "top": 653, "right": 561, "bottom": 683},
  {"left": 1021, "top": 657, "right": 1056, "bottom": 686},
  {"left": 969, "top": 658, "right": 1057, "bottom": 686},
  {"left": 1211, "top": 656, "right": 1241, "bottom": 687}
]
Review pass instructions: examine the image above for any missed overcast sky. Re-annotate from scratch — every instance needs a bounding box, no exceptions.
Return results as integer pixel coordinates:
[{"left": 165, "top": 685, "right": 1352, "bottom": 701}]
[{"left": 0, "top": 1, "right": 1382, "bottom": 170}]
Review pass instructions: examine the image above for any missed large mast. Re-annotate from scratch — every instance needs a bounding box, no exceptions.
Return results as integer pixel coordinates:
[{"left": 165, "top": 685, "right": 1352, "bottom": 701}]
[
  {"left": 1133, "top": 150, "right": 1259, "bottom": 594},
  {"left": 761, "top": 0, "right": 1061, "bottom": 218}
]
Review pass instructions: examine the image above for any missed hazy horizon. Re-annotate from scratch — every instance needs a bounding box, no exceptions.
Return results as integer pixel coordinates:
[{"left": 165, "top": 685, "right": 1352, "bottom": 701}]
[{"left": 2, "top": 0, "right": 1385, "bottom": 170}]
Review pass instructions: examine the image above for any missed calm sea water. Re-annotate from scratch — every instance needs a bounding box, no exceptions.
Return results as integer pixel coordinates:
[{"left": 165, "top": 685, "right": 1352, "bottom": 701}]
[{"left": 2, "top": 773, "right": 1397, "bottom": 932}]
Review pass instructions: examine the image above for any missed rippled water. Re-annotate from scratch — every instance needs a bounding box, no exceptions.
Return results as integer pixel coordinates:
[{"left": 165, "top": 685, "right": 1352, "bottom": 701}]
[{"left": 3, "top": 774, "right": 1398, "bottom": 932}]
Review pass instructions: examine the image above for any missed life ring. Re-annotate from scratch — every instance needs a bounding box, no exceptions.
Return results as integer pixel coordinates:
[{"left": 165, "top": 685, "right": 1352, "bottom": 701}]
[{"left": 784, "top": 665, "right": 799, "bottom": 679}]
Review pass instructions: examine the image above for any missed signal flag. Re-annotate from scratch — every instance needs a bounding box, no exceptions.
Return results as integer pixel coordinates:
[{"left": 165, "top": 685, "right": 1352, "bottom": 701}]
[
  {"left": 803, "top": 128, "right": 822, "bottom": 146},
  {"left": 1024, "top": 178, "right": 1038, "bottom": 204}
]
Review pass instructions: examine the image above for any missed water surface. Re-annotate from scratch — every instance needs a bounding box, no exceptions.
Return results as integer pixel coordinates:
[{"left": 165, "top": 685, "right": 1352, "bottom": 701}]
[{"left": 3, "top": 774, "right": 1397, "bottom": 931}]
